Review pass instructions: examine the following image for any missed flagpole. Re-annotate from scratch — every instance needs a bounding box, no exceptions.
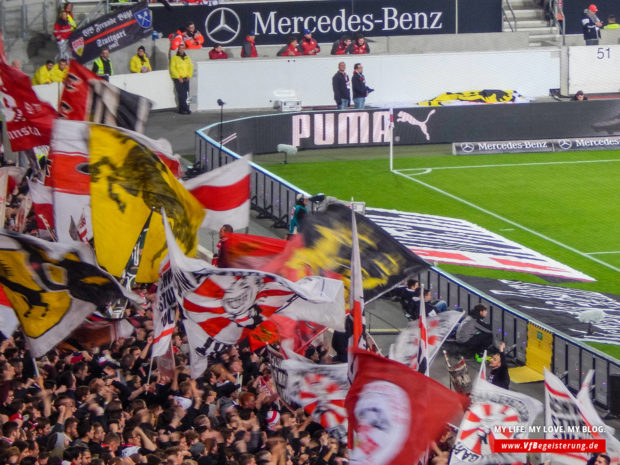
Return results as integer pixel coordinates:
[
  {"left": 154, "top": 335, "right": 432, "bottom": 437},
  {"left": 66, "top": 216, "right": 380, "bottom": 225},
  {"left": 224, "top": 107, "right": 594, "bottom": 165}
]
[
  {"left": 146, "top": 351, "right": 155, "bottom": 385},
  {"left": 389, "top": 108, "right": 394, "bottom": 172}
]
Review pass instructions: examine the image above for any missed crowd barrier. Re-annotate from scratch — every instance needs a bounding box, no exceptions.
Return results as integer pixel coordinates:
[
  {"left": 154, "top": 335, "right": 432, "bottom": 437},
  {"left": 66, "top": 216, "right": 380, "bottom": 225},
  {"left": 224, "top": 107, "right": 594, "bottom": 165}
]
[{"left": 195, "top": 112, "right": 620, "bottom": 410}]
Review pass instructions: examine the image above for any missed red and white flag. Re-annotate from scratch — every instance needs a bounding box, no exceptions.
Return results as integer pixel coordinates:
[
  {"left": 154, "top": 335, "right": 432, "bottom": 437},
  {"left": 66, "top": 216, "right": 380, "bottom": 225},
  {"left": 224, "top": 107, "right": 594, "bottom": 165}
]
[
  {"left": 0, "top": 61, "right": 57, "bottom": 151},
  {"left": 282, "top": 356, "right": 348, "bottom": 433},
  {"left": 183, "top": 156, "right": 251, "bottom": 231},
  {"left": 0, "top": 286, "right": 19, "bottom": 338},
  {"left": 347, "top": 210, "right": 367, "bottom": 384},
  {"left": 156, "top": 341, "right": 176, "bottom": 380},
  {"left": 162, "top": 214, "right": 345, "bottom": 377},
  {"left": 27, "top": 178, "right": 55, "bottom": 235},
  {"left": 390, "top": 310, "right": 463, "bottom": 373},
  {"left": 450, "top": 377, "right": 542, "bottom": 465},
  {"left": 48, "top": 119, "right": 93, "bottom": 244},
  {"left": 153, "top": 261, "right": 176, "bottom": 358},
  {"left": 346, "top": 349, "right": 467, "bottom": 465},
  {"left": 544, "top": 369, "right": 620, "bottom": 465}
]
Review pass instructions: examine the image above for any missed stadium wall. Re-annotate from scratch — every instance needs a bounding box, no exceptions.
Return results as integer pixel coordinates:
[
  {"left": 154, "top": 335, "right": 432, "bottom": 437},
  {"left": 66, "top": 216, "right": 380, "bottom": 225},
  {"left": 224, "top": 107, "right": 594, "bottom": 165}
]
[
  {"left": 198, "top": 101, "right": 620, "bottom": 152},
  {"left": 30, "top": 44, "right": 620, "bottom": 110},
  {"left": 196, "top": 50, "right": 560, "bottom": 110},
  {"left": 194, "top": 117, "right": 620, "bottom": 408}
]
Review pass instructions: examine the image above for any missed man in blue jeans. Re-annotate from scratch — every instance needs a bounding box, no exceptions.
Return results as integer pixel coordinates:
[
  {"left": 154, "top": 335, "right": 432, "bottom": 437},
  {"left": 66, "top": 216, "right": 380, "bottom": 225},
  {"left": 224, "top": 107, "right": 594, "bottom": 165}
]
[
  {"left": 332, "top": 61, "right": 350, "bottom": 110},
  {"left": 352, "top": 63, "right": 373, "bottom": 109}
]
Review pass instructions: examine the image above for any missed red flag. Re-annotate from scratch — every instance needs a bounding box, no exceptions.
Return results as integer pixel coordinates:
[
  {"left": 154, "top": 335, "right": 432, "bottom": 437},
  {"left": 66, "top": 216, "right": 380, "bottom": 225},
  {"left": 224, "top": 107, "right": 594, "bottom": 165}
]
[
  {"left": 0, "top": 62, "right": 57, "bottom": 151},
  {"left": 222, "top": 232, "right": 288, "bottom": 270},
  {"left": 346, "top": 349, "right": 467, "bottom": 465},
  {"left": 58, "top": 60, "right": 99, "bottom": 121}
]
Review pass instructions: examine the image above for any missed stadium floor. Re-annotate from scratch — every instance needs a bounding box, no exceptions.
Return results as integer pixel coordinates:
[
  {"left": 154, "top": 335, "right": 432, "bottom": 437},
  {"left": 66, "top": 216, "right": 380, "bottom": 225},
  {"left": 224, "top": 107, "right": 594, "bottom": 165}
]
[{"left": 146, "top": 108, "right": 620, "bottom": 434}]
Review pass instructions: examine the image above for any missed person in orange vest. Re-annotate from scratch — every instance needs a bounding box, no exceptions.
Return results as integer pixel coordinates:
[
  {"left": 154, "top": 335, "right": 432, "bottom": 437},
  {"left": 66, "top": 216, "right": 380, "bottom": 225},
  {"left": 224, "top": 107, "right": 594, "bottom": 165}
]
[
  {"left": 277, "top": 36, "right": 301, "bottom": 56},
  {"left": 300, "top": 29, "right": 320, "bottom": 55},
  {"left": 183, "top": 22, "right": 204, "bottom": 49},
  {"left": 240, "top": 31, "right": 258, "bottom": 58},
  {"left": 169, "top": 29, "right": 184, "bottom": 52}
]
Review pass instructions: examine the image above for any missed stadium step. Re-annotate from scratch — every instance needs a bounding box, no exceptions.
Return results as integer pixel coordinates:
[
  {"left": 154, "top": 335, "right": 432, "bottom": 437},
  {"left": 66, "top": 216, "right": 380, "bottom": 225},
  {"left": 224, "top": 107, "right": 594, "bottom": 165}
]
[{"left": 504, "top": 0, "right": 561, "bottom": 46}]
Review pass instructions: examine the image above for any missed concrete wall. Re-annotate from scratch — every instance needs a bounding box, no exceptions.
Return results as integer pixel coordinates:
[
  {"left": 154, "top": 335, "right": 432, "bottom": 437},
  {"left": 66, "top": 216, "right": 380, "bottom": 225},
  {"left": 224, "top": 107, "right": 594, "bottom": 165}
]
[
  {"left": 196, "top": 49, "right": 561, "bottom": 110},
  {"left": 568, "top": 43, "right": 620, "bottom": 94}
]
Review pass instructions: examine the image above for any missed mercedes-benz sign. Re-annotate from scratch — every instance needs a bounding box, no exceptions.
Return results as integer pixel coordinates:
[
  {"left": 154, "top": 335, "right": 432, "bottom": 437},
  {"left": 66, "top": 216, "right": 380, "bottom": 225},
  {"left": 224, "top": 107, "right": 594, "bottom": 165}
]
[{"left": 205, "top": 7, "right": 241, "bottom": 45}]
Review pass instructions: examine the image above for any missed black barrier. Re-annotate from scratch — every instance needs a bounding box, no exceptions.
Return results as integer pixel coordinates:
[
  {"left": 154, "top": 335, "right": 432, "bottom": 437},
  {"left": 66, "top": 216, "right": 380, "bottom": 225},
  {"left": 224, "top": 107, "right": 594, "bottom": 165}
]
[
  {"left": 150, "top": 0, "right": 500, "bottom": 47},
  {"left": 201, "top": 101, "right": 620, "bottom": 154},
  {"left": 195, "top": 114, "right": 620, "bottom": 409}
]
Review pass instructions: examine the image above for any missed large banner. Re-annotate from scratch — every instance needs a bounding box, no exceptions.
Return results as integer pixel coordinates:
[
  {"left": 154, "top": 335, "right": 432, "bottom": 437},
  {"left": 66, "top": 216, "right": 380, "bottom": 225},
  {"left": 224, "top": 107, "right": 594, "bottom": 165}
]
[
  {"left": 150, "top": 0, "right": 500, "bottom": 47},
  {"left": 205, "top": 100, "right": 620, "bottom": 154},
  {"left": 456, "top": 276, "right": 620, "bottom": 344},
  {"left": 69, "top": 2, "right": 153, "bottom": 63},
  {"left": 365, "top": 208, "right": 594, "bottom": 282}
]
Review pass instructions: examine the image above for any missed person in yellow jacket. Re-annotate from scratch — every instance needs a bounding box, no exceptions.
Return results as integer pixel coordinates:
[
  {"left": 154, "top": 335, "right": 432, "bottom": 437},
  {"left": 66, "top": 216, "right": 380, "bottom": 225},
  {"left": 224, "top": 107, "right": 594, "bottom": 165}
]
[
  {"left": 50, "top": 59, "right": 69, "bottom": 82},
  {"left": 130, "top": 46, "right": 152, "bottom": 73},
  {"left": 63, "top": 2, "right": 77, "bottom": 30},
  {"left": 32, "top": 60, "right": 54, "bottom": 85},
  {"left": 169, "top": 43, "right": 193, "bottom": 114}
]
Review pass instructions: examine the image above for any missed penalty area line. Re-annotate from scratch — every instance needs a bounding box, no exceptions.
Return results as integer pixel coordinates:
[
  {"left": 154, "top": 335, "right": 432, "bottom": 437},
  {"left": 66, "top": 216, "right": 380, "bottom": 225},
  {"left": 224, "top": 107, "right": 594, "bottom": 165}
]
[
  {"left": 586, "top": 251, "right": 620, "bottom": 255},
  {"left": 391, "top": 169, "right": 620, "bottom": 274},
  {"left": 396, "top": 158, "right": 620, "bottom": 172}
]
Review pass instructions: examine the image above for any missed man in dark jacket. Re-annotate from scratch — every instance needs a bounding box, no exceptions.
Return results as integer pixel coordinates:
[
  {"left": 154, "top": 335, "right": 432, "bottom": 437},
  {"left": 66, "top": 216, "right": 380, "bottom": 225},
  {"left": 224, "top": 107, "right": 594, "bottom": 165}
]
[
  {"left": 582, "top": 4, "right": 602, "bottom": 45},
  {"left": 488, "top": 341, "right": 510, "bottom": 390},
  {"left": 332, "top": 62, "right": 350, "bottom": 110},
  {"left": 351, "top": 63, "right": 373, "bottom": 109}
]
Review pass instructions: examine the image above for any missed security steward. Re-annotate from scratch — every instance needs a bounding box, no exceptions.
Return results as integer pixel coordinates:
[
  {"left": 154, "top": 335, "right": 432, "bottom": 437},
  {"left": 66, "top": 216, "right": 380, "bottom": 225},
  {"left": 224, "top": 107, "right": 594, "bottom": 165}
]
[
  {"left": 92, "top": 46, "right": 113, "bottom": 81},
  {"left": 169, "top": 43, "right": 194, "bottom": 114}
]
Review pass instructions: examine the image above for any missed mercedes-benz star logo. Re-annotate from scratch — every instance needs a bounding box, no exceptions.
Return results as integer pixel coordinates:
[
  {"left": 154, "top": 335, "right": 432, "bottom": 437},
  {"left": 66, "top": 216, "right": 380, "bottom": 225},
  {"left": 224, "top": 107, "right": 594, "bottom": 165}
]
[
  {"left": 558, "top": 139, "right": 572, "bottom": 150},
  {"left": 461, "top": 143, "right": 475, "bottom": 153},
  {"left": 205, "top": 7, "right": 241, "bottom": 45}
]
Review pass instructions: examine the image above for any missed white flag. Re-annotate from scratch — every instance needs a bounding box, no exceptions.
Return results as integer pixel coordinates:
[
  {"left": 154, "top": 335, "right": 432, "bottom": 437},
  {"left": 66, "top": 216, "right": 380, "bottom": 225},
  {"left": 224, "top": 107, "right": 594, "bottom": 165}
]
[
  {"left": 544, "top": 369, "right": 619, "bottom": 465},
  {"left": 450, "top": 377, "right": 542, "bottom": 465}
]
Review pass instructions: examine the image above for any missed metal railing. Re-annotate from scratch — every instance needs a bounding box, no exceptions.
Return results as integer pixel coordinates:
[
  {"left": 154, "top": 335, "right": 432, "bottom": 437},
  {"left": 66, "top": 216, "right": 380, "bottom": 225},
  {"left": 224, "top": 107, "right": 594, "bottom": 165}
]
[
  {"left": 1, "top": 0, "right": 54, "bottom": 52},
  {"left": 503, "top": 0, "right": 517, "bottom": 32},
  {"left": 195, "top": 115, "right": 620, "bottom": 410}
]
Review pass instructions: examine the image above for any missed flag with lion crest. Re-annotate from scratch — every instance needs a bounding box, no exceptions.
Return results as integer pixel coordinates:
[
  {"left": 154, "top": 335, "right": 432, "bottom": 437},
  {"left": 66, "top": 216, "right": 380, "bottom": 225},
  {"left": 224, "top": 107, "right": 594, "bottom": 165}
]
[{"left": 87, "top": 124, "right": 204, "bottom": 283}]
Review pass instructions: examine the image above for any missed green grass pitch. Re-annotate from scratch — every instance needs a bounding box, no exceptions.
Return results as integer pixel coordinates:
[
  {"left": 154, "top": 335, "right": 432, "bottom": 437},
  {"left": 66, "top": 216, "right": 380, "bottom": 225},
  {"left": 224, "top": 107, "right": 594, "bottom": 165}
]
[{"left": 256, "top": 146, "right": 620, "bottom": 360}]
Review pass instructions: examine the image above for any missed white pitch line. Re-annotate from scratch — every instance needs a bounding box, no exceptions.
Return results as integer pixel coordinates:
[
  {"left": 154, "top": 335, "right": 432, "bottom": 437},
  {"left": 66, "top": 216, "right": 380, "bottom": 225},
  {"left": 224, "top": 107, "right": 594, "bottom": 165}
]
[
  {"left": 392, "top": 169, "right": 620, "bottom": 273},
  {"left": 587, "top": 251, "right": 620, "bottom": 255},
  {"left": 397, "top": 158, "right": 620, "bottom": 173}
]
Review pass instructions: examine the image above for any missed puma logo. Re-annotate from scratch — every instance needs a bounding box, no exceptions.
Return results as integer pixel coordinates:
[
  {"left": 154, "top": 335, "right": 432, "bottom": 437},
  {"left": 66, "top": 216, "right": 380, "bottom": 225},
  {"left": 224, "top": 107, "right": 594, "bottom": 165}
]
[{"left": 396, "top": 110, "right": 436, "bottom": 141}]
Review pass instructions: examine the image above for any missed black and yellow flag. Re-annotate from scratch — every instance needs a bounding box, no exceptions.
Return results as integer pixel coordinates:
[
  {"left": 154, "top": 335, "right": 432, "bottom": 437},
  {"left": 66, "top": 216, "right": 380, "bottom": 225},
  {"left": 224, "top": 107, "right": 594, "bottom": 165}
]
[
  {"left": 418, "top": 90, "right": 525, "bottom": 106},
  {"left": 0, "top": 231, "right": 131, "bottom": 357},
  {"left": 264, "top": 203, "right": 429, "bottom": 304},
  {"left": 89, "top": 125, "right": 204, "bottom": 283}
]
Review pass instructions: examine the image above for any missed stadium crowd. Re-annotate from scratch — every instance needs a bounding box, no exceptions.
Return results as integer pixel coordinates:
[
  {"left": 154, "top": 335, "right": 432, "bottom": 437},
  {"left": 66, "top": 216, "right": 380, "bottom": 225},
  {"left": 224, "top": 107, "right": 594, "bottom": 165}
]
[{"left": 0, "top": 296, "right": 355, "bottom": 465}]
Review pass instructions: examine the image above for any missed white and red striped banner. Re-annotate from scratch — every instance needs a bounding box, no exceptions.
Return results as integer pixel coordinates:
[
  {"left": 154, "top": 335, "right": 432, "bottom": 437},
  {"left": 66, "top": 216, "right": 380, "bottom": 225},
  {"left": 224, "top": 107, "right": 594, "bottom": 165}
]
[{"left": 183, "top": 156, "right": 251, "bottom": 231}]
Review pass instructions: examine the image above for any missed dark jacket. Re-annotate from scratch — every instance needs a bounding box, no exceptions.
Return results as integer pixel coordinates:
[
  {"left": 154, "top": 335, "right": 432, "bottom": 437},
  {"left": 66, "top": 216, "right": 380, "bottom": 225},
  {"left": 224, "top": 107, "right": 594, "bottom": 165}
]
[
  {"left": 352, "top": 71, "right": 372, "bottom": 99},
  {"left": 488, "top": 352, "right": 510, "bottom": 390},
  {"left": 332, "top": 71, "right": 350, "bottom": 103},
  {"left": 582, "top": 9, "right": 601, "bottom": 40}
]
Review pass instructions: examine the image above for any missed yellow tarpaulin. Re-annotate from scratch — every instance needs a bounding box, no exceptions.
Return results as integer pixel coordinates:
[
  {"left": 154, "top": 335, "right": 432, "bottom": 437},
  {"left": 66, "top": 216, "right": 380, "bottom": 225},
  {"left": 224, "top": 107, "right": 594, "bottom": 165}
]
[{"left": 89, "top": 125, "right": 204, "bottom": 283}]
